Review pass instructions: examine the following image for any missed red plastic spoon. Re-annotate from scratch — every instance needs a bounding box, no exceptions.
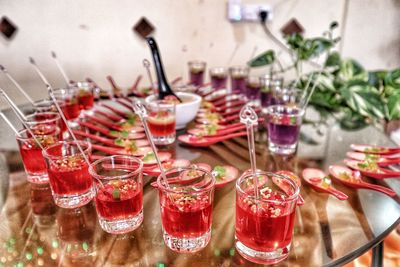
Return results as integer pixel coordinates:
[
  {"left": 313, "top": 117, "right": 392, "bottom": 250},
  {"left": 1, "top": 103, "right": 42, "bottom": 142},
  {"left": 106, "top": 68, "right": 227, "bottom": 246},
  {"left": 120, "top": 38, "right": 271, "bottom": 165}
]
[
  {"left": 146, "top": 159, "right": 191, "bottom": 177},
  {"left": 212, "top": 165, "right": 239, "bottom": 188},
  {"left": 72, "top": 130, "right": 149, "bottom": 148},
  {"left": 94, "top": 109, "right": 124, "bottom": 121},
  {"left": 78, "top": 121, "right": 145, "bottom": 140},
  {"left": 329, "top": 165, "right": 396, "bottom": 197},
  {"left": 275, "top": 171, "right": 305, "bottom": 205},
  {"left": 178, "top": 132, "right": 247, "bottom": 147},
  {"left": 344, "top": 159, "right": 400, "bottom": 179},
  {"left": 187, "top": 124, "right": 251, "bottom": 137},
  {"left": 91, "top": 143, "right": 152, "bottom": 156},
  {"left": 350, "top": 144, "right": 400, "bottom": 155},
  {"left": 346, "top": 151, "right": 400, "bottom": 167},
  {"left": 100, "top": 103, "right": 132, "bottom": 119},
  {"left": 302, "top": 168, "right": 348, "bottom": 200}
]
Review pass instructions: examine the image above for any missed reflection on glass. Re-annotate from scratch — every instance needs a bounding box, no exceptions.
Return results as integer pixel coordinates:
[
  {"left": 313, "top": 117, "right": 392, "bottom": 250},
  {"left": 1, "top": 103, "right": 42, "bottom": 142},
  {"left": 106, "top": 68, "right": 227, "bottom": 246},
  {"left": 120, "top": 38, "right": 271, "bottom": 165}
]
[{"left": 31, "top": 183, "right": 57, "bottom": 226}]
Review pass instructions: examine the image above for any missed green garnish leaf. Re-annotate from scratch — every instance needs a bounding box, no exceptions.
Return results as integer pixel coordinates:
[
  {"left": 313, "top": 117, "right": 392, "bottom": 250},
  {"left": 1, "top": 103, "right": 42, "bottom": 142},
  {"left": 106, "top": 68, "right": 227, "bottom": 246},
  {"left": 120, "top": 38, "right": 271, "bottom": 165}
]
[
  {"left": 120, "top": 131, "right": 129, "bottom": 138},
  {"left": 112, "top": 188, "right": 120, "bottom": 200},
  {"left": 110, "top": 130, "right": 119, "bottom": 137},
  {"left": 213, "top": 166, "right": 226, "bottom": 180},
  {"left": 114, "top": 138, "right": 124, "bottom": 146},
  {"left": 205, "top": 124, "right": 218, "bottom": 135},
  {"left": 143, "top": 152, "right": 155, "bottom": 162}
]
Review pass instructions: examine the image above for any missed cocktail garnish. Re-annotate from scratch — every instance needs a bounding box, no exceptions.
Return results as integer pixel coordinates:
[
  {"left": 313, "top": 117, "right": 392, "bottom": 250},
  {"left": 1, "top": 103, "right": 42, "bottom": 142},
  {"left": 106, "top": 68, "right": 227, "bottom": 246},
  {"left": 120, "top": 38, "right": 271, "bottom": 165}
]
[
  {"left": 321, "top": 176, "right": 331, "bottom": 188},
  {"left": 338, "top": 172, "right": 352, "bottom": 181},
  {"left": 143, "top": 152, "right": 156, "bottom": 162},
  {"left": 212, "top": 166, "right": 226, "bottom": 181}
]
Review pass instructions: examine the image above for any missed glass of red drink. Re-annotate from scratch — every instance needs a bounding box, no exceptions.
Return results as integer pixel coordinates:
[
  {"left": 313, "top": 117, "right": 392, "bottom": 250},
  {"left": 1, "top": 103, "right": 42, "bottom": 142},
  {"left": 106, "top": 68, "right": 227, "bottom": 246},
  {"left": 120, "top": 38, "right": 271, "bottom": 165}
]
[
  {"left": 266, "top": 105, "right": 304, "bottom": 155},
  {"left": 72, "top": 81, "right": 95, "bottom": 113},
  {"left": 209, "top": 67, "right": 228, "bottom": 90},
  {"left": 157, "top": 167, "right": 215, "bottom": 252},
  {"left": 25, "top": 111, "right": 64, "bottom": 139},
  {"left": 229, "top": 66, "right": 249, "bottom": 95},
  {"left": 188, "top": 61, "right": 206, "bottom": 86},
  {"left": 16, "top": 125, "right": 60, "bottom": 184},
  {"left": 89, "top": 155, "right": 144, "bottom": 234},
  {"left": 235, "top": 171, "right": 299, "bottom": 264},
  {"left": 52, "top": 87, "right": 81, "bottom": 123},
  {"left": 246, "top": 76, "right": 262, "bottom": 106},
  {"left": 43, "top": 140, "right": 94, "bottom": 208},
  {"left": 147, "top": 100, "right": 176, "bottom": 145}
]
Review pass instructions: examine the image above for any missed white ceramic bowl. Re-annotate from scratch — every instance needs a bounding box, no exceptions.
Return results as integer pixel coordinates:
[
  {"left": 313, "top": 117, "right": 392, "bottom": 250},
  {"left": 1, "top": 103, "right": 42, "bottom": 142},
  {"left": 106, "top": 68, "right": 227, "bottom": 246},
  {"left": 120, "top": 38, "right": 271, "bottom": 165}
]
[{"left": 145, "top": 92, "right": 201, "bottom": 130}]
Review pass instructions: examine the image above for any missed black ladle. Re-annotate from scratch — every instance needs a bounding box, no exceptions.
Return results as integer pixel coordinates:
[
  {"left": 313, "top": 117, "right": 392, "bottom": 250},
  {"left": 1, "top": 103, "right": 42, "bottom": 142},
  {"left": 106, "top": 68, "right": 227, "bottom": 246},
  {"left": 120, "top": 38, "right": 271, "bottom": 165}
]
[{"left": 146, "top": 37, "right": 182, "bottom": 102}]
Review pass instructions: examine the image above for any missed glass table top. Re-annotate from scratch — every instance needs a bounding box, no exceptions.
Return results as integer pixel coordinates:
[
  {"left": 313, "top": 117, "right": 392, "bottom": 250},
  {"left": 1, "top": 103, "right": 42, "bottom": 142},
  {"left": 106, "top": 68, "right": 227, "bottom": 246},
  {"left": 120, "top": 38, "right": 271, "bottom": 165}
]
[{"left": 0, "top": 115, "right": 399, "bottom": 267}]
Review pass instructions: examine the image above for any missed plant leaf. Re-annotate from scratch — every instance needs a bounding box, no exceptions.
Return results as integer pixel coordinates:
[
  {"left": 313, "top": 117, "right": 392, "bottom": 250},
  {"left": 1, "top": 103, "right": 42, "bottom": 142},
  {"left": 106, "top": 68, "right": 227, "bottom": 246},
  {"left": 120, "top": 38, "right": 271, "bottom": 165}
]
[
  {"left": 387, "top": 91, "right": 400, "bottom": 120},
  {"left": 325, "top": 52, "right": 341, "bottom": 68},
  {"left": 248, "top": 50, "right": 275, "bottom": 67}
]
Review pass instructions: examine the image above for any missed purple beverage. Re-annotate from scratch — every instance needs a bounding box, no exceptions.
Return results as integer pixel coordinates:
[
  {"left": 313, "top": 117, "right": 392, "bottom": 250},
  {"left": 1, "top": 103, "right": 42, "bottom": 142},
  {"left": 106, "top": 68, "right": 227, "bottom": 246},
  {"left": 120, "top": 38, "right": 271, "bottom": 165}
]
[
  {"left": 188, "top": 61, "right": 206, "bottom": 86},
  {"left": 266, "top": 105, "right": 304, "bottom": 155},
  {"left": 229, "top": 66, "right": 248, "bottom": 94},
  {"left": 246, "top": 76, "right": 261, "bottom": 103},
  {"left": 210, "top": 67, "right": 228, "bottom": 90},
  {"left": 261, "top": 91, "right": 273, "bottom": 107}
]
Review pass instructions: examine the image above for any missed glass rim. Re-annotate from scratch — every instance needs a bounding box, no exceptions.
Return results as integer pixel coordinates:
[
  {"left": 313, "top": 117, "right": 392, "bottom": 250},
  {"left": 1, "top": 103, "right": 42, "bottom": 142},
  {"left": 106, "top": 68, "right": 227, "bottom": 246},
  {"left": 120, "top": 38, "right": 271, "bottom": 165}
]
[
  {"left": 266, "top": 104, "right": 305, "bottom": 117},
  {"left": 236, "top": 170, "right": 300, "bottom": 203},
  {"left": 16, "top": 125, "right": 61, "bottom": 140},
  {"left": 209, "top": 67, "right": 228, "bottom": 74},
  {"left": 156, "top": 166, "right": 215, "bottom": 193},
  {"left": 188, "top": 60, "right": 206, "bottom": 66},
  {"left": 42, "top": 140, "right": 91, "bottom": 160},
  {"left": 89, "top": 155, "right": 143, "bottom": 180},
  {"left": 25, "top": 111, "right": 61, "bottom": 124},
  {"left": 147, "top": 99, "right": 176, "bottom": 109}
]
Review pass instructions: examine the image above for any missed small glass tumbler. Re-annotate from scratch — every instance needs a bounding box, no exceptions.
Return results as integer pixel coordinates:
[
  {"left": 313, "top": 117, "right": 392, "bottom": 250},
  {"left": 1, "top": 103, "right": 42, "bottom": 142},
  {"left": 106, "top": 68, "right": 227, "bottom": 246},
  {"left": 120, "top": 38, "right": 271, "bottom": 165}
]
[
  {"left": 157, "top": 167, "right": 215, "bottom": 253},
  {"left": 260, "top": 75, "right": 273, "bottom": 109},
  {"left": 188, "top": 61, "right": 206, "bottom": 86},
  {"left": 209, "top": 67, "right": 228, "bottom": 90},
  {"left": 52, "top": 87, "right": 81, "bottom": 121},
  {"left": 147, "top": 100, "right": 176, "bottom": 145},
  {"left": 270, "top": 77, "right": 284, "bottom": 105},
  {"left": 16, "top": 125, "right": 60, "bottom": 184},
  {"left": 73, "top": 81, "right": 95, "bottom": 113},
  {"left": 246, "top": 76, "right": 262, "bottom": 105},
  {"left": 266, "top": 105, "right": 304, "bottom": 155},
  {"left": 43, "top": 140, "right": 94, "bottom": 208},
  {"left": 25, "top": 111, "right": 64, "bottom": 139},
  {"left": 89, "top": 155, "right": 144, "bottom": 234},
  {"left": 235, "top": 171, "right": 299, "bottom": 264},
  {"left": 229, "top": 66, "right": 249, "bottom": 95}
]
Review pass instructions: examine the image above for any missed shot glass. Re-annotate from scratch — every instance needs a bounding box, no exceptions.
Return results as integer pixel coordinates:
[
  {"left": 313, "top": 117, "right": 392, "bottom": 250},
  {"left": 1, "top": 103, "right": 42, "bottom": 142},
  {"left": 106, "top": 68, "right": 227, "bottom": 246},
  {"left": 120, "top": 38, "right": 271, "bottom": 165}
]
[
  {"left": 209, "top": 67, "right": 228, "bottom": 90},
  {"left": 235, "top": 171, "right": 299, "bottom": 264},
  {"left": 157, "top": 167, "right": 215, "bottom": 252},
  {"left": 89, "top": 155, "right": 144, "bottom": 234},
  {"left": 229, "top": 66, "right": 249, "bottom": 95},
  {"left": 246, "top": 76, "right": 262, "bottom": 105},
  {"left": 33, "top": 99, "right": 58, "bottom": 113},
  {"left": 260, "top": 75, "right": 273, "bottom": 109},
  {"left": 16, "top": 125, "right": 60, "bottom": 184},
  {"left": 25, "top": 111, "right": 64, "bottom": 139},
  {"left": 71, "top": 81, "right": 95, "bottom": 113},
  {"left": 147, "top": 100, "right": 176, "bottom": 145},
  {"left": 43, "top": 140, "right": 94, "bottom": 208},
  {"left": 266, "top": 105, "right": 304, "bottom": 155},
  {"left": 188, "top": 61, "right": 206, "bottom": 86},
  {"left": 52, "top": 87, "right": 81, "bottom": 121}
]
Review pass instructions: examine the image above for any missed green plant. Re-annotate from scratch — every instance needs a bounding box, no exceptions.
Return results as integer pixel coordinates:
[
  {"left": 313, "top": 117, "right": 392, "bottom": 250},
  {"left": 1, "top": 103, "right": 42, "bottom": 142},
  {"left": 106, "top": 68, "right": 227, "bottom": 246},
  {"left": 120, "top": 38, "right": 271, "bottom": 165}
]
[{"left": 249, "top": 22, "right": 400, "bottom": 130}]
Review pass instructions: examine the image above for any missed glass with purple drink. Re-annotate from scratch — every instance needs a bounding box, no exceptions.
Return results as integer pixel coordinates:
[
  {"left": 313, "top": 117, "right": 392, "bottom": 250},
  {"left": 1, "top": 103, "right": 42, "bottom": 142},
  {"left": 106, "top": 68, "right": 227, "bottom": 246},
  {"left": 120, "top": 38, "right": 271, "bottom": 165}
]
[
  {"left": 209, "top": 67, "right": 228, "bottom": 90},
  {"left": 246, "top": 76, "right": 261, "bottom": 105},
  {"left": 188, "top": 61, "right": 206, "bottom": 86},
  {"left": 260, "top": 75, "right": 272, "bottom": 109},
  {"left": 270, "top": 77, "right": 284, "bottom": 104},
  {"left": 229, "top": 66, "right": 248, "bottom": 94},
  {"left": 266, "top": 105, "right": 304, "bottom": 154}
]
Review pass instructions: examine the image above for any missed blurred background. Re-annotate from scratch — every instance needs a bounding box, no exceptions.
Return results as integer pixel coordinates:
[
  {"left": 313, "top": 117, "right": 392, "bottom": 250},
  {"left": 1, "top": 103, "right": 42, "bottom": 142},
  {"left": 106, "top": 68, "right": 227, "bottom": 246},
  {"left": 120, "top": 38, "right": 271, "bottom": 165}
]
[{"left": 1, "top": 0, "right": 400, "bottom": 108}]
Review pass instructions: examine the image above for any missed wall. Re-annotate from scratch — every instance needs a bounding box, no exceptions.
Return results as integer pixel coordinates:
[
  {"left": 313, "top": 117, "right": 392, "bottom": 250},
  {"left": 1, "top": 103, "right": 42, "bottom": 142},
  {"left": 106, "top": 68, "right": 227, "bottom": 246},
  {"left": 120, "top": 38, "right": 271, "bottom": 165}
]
[{"left": 0, "top": 0, "right": 399, "bottom": 109}]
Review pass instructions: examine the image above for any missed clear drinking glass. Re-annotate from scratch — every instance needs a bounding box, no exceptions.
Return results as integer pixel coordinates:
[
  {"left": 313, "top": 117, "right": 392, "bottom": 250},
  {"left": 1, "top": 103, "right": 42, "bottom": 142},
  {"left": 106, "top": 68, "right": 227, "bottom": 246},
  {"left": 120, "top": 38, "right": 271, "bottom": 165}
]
[
  {"left": 16, "top": 125, "right": 60, "bottom": 184},
  {"left": 43, "top": 140, "right": 94, "bottom": 208},
  {"left": 157, "top": 167, "right": 215, "bottom": 252},
  {"left": 52, "top": 87, "right": 81, "bottom": 121},
  {"left": 229, "top": 66, "right": 249, "bottom": 95},
  {"left": 235, "top": 171, "right": 299, "bottom": 264},
  {"left": 260, "top": 75, "right": 273, "bottom": 109},
  {"left": 72, "top": 81, "right": 95, "bottom": 114},
  {"left": 209, "top": 67, "right": 228, "bottom": 90},
  {"left": 246, "top": 76, "right": 262, "bottom": 105},
  {"left": 25, "top": 111, "right": 64, "bottom": 139},
  {"left": 89, "top": 155, "right": 144, "bottom": 234},
  {"left": 147, "top": 100, "right": 176, "bottom": 145},
  {"left": 266, "top": 105, "right": 304, "bottom": 154},
  {"left": 188, "top": 61, "right": 206, "bottom": 86}
]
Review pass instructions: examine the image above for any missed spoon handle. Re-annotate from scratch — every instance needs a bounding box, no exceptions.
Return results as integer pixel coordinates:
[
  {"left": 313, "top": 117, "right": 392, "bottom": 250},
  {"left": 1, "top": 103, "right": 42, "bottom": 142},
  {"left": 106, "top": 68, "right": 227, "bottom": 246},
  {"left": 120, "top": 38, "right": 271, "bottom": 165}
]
[
  {"left": 327, "top": 187, "right": 348, "bottom": 200},
  {"left": 360, "top": 182, "right": 397, "bottom": 197}
]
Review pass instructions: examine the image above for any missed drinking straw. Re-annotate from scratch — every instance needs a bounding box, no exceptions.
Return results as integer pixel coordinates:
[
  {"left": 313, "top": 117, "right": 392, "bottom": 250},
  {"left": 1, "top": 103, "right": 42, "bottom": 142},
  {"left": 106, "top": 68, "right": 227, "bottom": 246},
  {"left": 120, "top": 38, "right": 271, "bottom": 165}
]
[
  {"left": 0, "top": 65, "right": 35, "bottom": 105},
  {"left": 133, "top": 101, "right": 169, "bottom": 187},
  {"left": 0, "top": 110, "right": 20, "bottom": 136},
  {"left": 0, "top": 87, "right": 26, "bottom": 120},
  {"left": 51, "top": 51, "right": 71, "bottom": 85},
  {"left": 0, "top": 89, "right": 44, "bottom": 150},
  {"left": 29, "top": 57, "right": 52, "bottom": 86},
  {"left": 142, "top": 59, "right": 157, "bottom": 95},
  {"left": 239, "top": 105, "right": 259, "bottom": 199},
  {"left": 46, "top": 85, "right": 91, "bottom": 167}
]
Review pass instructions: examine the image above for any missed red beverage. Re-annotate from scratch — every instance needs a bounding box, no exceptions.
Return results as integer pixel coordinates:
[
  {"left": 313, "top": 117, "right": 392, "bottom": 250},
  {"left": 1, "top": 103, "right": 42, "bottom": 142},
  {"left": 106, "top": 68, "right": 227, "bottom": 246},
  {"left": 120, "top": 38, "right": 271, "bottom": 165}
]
[
  {"left": 61, "top": 98, "right": 80, "bottom": 120},
  {"left": 43, "top": 141, "right": 94, "bottom": 208},
  {"left": 95, "top": 179, "right": 143, "bottom": 220},
  {"left": 147, "top": 113, "right": 176, "bottom": 137},
  {"left": 77, "top": 90, "right": 94, "bottom": 110},
  {"left": 235, "top": 193, "right": 296, "bottom": 251},
  {"left": 47, "top": 156, "right": 93, "bottom": 195},
  {"left": 20, "top": 142, "right": 47, "bottom": 175},
  {"left": 159, "top": 193, "right": 212, "bottom": 238}
]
